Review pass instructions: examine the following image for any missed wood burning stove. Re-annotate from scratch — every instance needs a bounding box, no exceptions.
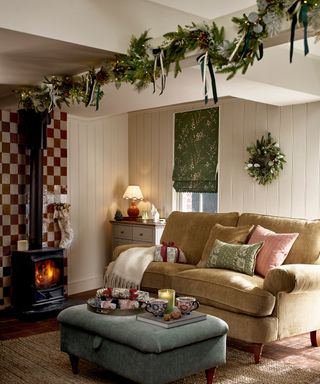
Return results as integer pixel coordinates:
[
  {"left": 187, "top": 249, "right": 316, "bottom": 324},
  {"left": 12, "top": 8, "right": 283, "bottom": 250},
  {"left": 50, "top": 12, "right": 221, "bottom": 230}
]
[
  {"left": 12, "top": 248, "right": 64, "bottom": 314},
  {"left": 11, "top": 109, "right": 65, "bottom": 315}
]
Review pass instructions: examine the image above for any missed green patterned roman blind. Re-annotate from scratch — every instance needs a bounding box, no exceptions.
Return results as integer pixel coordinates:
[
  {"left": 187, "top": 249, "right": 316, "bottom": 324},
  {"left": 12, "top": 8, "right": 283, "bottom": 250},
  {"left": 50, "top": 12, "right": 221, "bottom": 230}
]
[{"left": 172, "top": 107, "right": 219, "bottom": 193}]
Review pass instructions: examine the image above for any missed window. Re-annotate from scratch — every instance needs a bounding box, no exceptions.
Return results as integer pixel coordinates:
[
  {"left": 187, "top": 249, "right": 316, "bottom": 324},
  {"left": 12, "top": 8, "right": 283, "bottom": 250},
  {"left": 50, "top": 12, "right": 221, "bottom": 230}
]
[
  {"left": 176, "top": 192, "right": 218, "bottom": 212},
  {"left": 172, "top": 108, "right": 219, "bottom": 212}
]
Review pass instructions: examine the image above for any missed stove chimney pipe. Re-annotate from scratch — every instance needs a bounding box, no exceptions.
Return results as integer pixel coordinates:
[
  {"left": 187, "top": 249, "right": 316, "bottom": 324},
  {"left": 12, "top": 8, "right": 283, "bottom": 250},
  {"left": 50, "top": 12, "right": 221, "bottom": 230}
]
[{"left": 18, "top": 109, "right": 50, "bottom": 250}]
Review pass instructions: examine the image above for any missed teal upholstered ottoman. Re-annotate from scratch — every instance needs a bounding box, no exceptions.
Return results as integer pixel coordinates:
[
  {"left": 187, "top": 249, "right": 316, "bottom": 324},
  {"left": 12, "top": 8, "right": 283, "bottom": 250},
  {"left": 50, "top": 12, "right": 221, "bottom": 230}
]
[{"left": 57, "top": 304, "right": 228, "bottom": 384}]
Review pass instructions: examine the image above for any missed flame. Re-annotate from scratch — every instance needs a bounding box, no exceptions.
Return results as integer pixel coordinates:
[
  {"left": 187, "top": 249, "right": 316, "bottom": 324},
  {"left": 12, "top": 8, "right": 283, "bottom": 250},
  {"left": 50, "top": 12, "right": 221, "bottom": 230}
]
[{"left": 35, "top": 260, "right": 61, "bottom": 288}]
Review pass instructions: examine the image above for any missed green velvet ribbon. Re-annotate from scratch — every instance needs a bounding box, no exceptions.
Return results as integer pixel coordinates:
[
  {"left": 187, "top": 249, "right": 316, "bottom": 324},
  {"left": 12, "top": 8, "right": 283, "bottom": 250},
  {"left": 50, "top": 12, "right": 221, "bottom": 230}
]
[
  {"left": 257, "top": 43, "right": 264, "bottom": 61},
  {"left": 300, "top": 2, "right": 309, "bottom": 57},
  {"left": 241, "top": 29, "right": 252, "bottom": 59},
  {"left": 208, "top": 57, "right": 218, "bottom": 104},
  {"left": 95, "top": 85, "right": 101, "bottom": 111},
  {"left": 288, "top": 0, "right": 299, "bottom": 63},
  {"left": 288, "top": 0, "right": 309, "bottom": 63}
]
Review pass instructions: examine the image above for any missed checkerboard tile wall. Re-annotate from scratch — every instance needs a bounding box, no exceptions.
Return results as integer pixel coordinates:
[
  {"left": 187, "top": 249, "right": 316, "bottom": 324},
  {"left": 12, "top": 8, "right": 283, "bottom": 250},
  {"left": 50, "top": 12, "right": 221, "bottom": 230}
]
[{"left": 0, "top": 109, "right": 68, "bottom": 309}]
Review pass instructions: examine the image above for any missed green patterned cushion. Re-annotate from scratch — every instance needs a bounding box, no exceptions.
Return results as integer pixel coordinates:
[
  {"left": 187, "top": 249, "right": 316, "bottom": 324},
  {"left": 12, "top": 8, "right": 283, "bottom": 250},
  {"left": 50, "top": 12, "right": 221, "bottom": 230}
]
[{"left": 206, "top": 239, "right": 264, "bottom": 276}]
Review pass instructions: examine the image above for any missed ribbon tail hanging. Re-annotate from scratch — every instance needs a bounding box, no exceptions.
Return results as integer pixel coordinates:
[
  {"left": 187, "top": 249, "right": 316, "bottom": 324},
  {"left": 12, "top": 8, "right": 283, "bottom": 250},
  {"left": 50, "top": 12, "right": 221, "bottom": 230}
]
[
  {"left": 257, "top": 43, "right": 264, "bottom": 61},
  {"left": 229, "top": 32, "right": 245, "bottom": 62},
  {"left": 159, "top": 50, "right": 166, "bottom": 95},
  {"left": 47, "top": 83, "right": 54, "bottom": 112},
  {"left": 207, "top": 57, "right": 218, "bottom": 104},
  {"left": 288, "top": 0, "right": 301, "bottom": 63},
  {"left": 300, "top": 2, "right": 309, "bottom": 56},
  {"left": 241, "top": 30, "right": 252, "bottom": 59},
  {"left": 85, "top": 75, "right": 92, "bottom": 107},
  {"left": 197, "top": 52, "right": 208, "bottom": 104},
  {"left": 87, "top": 79, "right": 97, "bottom": 107},
  {"left": 153, "top": 54, "right": 158, "bottom": 94},
  {"left": 85, "top": 74, "right": 89, "bottom": 101},
  {"left": 289, "top": 12, "right": 298, "bottom": 62},
  {"left": 95, "top": 85, "right": 101, "bottom": 111}
]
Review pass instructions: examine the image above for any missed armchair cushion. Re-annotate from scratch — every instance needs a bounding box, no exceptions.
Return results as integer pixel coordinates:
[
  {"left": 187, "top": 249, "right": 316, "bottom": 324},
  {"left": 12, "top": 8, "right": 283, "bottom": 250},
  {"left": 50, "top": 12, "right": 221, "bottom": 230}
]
[{"left": 263, "top": 264, "right": 320, "bottom": 295}]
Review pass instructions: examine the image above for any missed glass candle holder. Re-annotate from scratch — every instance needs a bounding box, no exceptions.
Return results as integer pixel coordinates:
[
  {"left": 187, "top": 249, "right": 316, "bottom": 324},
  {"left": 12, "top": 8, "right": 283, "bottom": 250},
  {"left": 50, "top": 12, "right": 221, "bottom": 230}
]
[{"left": 158, "top": 289, "right": 175, "bottom": 313}]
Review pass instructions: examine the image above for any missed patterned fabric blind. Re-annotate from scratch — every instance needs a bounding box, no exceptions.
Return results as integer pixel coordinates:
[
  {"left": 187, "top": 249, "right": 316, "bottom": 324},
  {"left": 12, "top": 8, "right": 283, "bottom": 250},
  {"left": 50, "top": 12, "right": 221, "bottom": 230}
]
[{"left": 172, "top": 107, "right": 219, "bottom": 193}]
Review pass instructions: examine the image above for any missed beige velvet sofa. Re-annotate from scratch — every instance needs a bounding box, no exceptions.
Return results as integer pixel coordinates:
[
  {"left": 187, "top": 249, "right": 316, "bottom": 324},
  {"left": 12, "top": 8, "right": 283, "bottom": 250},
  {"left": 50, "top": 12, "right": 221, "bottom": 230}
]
[{"left": 111, "top": 211, "right": 320, "bottom": 363}]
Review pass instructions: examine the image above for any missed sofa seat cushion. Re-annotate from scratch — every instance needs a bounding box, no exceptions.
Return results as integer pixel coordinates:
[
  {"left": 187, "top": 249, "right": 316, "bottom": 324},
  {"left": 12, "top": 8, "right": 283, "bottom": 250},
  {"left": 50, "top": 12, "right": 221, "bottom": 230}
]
[
  {"left": 171, "top": 269, "right": 276, "bottom": 317},
  {"left": 141, "top": 262, "right": 195, "bottom": 292}
]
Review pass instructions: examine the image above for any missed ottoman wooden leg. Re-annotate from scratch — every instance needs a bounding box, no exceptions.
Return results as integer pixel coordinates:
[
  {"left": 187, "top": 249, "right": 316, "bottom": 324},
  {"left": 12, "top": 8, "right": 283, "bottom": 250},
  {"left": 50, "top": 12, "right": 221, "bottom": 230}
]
[
  {"left": 68, "top": 354, "right": 79, "bottom": 374},
  {"left": 205, "top": 367, "right": 216, "bottom": 384}
]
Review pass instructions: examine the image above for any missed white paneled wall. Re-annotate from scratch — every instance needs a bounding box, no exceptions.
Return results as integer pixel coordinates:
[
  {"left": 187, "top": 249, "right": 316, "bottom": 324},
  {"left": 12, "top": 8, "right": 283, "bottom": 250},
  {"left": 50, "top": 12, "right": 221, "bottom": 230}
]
[
  {"left": 67, "top": 114, "right": 128, "bottom": 294},
  {"left": 66, "top": 97, "right": 320, "bottom": 294},
  {"left": 128, "top": 98, "right": 320, "bottom": 220}
]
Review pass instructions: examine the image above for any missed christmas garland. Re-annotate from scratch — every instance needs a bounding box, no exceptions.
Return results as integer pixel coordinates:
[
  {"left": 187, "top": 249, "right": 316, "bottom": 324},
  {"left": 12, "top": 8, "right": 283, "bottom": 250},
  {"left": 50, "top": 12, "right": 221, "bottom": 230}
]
[
  {"left": 17, "top": 0, "right": 320, "bottom": 111},
  {"left": 245, "top": 132, "right": 286, "bottom": 185}
]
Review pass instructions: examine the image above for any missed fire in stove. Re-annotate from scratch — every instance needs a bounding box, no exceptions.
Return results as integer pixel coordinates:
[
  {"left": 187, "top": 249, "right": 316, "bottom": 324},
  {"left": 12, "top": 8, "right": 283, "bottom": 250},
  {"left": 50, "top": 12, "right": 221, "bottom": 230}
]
[{"left": 35, "top": 259, "right": 61, "bottom": 289}]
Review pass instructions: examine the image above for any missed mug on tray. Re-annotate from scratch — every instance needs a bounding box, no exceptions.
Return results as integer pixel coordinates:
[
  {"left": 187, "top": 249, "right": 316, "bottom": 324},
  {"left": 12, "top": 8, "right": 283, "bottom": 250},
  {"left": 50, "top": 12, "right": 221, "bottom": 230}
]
[
  {"left": 176, "top": 296, "right": 199, "bottom": 315},
  {"left": 145, "top": 299, "right": 168, "bottom": 317}
]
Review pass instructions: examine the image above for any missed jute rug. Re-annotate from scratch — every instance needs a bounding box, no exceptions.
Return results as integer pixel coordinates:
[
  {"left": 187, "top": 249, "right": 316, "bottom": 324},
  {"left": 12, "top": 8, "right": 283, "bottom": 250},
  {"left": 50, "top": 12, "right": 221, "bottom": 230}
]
[{"left": 0, "top": 331, "right": 319, "bottom": 384}]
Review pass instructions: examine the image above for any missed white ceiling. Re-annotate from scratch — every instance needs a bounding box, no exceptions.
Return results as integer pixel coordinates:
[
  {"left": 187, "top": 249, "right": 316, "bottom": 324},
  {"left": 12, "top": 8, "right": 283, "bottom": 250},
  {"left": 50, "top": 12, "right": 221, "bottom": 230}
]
[
  {"left": 0, "top": 27, "right": 115, "bottom": 102},
  {"left": 147, "top": 0, "right": 256, "bottom": 19},
  {"left": 0, "top": 0, "right": 320, "bottom": 116}
]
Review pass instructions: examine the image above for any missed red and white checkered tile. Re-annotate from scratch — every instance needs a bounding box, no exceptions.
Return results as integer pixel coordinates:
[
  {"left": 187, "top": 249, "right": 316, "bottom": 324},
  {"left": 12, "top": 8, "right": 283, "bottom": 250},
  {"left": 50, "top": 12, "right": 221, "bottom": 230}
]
[{"left": 0, "top": 109, "right": 68, "bottom": 309}]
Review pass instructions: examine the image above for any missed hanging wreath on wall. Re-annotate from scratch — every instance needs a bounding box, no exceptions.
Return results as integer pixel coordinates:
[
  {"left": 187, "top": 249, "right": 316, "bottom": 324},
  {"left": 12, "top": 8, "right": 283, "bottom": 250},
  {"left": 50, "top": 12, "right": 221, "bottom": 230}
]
[{"left": 245, "top": 132, "right": 286, "bottom": 185}]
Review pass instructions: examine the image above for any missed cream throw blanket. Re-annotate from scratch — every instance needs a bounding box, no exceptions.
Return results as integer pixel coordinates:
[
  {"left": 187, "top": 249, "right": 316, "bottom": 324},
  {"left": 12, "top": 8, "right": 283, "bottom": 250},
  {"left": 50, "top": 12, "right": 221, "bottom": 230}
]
[{"left": 104, "top": 246, "right": 155, "bottom": 289}]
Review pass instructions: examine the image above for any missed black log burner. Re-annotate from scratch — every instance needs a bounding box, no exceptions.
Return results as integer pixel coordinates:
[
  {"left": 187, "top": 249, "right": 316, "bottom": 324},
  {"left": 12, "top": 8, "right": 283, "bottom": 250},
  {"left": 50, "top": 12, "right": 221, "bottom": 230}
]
[
  {"left": 11, "top": 109, "right": 65, "bottom": 315},
  {"left": 12, "top": 248, "right": 64, "bottom": 314}
]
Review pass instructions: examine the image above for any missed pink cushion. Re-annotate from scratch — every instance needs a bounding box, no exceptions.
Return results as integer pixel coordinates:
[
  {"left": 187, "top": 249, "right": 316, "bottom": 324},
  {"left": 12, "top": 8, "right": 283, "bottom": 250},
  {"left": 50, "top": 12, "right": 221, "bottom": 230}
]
[{"left": 248, "top": 225, "right": 299, "bottom": 277}]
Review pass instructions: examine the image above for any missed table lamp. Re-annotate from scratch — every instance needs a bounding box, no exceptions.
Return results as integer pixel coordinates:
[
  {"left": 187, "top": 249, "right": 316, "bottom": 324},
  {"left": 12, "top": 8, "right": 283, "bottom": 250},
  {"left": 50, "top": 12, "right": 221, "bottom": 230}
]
[{"left": 123, "top": 185, "right": 144, "bottom": 218}]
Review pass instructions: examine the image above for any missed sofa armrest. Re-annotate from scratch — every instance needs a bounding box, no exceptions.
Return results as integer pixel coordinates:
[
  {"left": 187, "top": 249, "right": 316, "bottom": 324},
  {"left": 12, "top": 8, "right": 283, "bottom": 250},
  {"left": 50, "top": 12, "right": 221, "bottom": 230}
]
[
  {"left": 112, "top": 243, "right": 154, "bottom": 261},
  {"left": 263, "top": 264, "right": 320, "bottom": 295}
]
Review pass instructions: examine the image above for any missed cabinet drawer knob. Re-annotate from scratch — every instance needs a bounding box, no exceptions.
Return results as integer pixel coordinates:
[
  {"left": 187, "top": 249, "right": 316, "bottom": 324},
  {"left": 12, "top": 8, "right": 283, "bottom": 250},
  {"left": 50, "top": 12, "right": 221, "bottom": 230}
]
[
  {"left": 139, "top": 233, "right": 143, "bottom": 236},
  {"left": 120, "top": 231, "right": 124, "bottom": 234}
]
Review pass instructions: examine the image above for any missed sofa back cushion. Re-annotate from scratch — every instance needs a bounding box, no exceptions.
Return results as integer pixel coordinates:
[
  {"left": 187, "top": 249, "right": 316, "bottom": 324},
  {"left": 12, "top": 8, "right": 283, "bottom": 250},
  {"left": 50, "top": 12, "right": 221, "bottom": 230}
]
[
  {"left": 238, "top": 213, "right": 320, "bottom": 264},
  {"left": 197, "top": 224, "right": 254, "bottom": 267},
  {"left": 248, "top": 225, "right": 299, "bottom": 276},
  {"left": 206, "top": 239, "right": 264, "bottom": 276},
  {"left": 161, "top": 211, "right": 239, "bottom": 265}
]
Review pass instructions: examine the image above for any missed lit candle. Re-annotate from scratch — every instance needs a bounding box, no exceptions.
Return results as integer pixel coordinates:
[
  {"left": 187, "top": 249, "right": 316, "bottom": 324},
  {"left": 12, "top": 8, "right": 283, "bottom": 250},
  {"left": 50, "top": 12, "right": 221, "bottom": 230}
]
[{"left": 158, "top": 289, "right": 175, "bottom": 313}]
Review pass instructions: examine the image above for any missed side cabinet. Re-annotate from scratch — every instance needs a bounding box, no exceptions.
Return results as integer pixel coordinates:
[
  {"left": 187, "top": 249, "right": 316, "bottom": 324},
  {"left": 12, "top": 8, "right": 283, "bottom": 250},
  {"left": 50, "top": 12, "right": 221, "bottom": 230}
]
[{"left": 110, "top": 220, "right": 165, "bottom": 250}]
